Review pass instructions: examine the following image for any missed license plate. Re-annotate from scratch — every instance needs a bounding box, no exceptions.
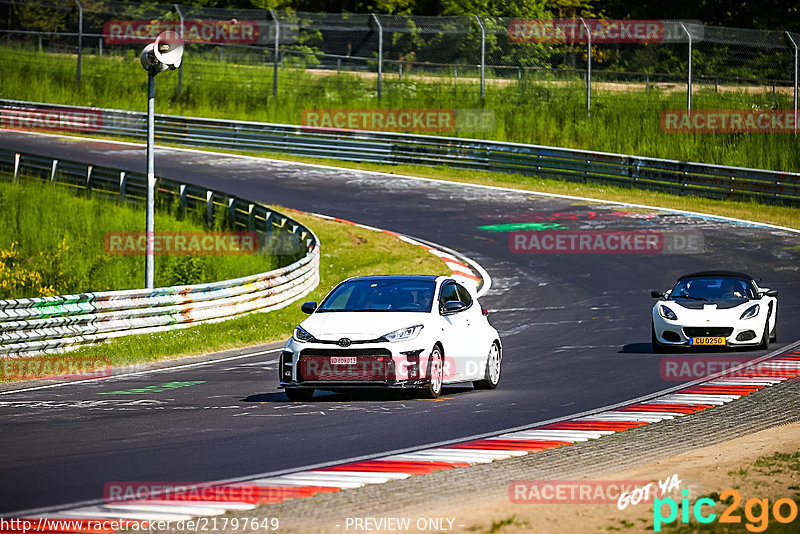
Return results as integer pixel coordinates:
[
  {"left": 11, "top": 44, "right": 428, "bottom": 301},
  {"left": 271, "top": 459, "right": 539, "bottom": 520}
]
[
  {"left": 690, "top": 337, "right": 726, "bottom": 346},
  {"left": 330, "top": 357, "right": 357, "bottom": 365}
]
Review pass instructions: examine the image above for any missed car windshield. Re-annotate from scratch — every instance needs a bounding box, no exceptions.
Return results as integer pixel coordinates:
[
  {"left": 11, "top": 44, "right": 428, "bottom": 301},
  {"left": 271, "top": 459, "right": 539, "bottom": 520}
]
[
  {"left": 318, "top": 279, "right": 436, "bottom": 312},
  {"left": 670, "top": 276, "right": 756, "bottom": 301}
]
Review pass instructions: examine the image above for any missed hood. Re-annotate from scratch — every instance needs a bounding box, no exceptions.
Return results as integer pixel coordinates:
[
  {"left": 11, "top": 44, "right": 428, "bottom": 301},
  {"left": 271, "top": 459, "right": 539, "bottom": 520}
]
[
  {"left": 667, "top": 299, "right": 751, "bottom": 310},
  {"left": 300, "top": 311, "right": 429, "bottom": 341}
]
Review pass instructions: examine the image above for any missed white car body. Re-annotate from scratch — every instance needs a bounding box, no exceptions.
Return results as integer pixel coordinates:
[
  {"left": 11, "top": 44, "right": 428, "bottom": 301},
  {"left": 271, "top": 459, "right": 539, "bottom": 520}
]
[
  {"left": 280, "top": 275, "right": 502, "bottom": 399},
  {"left": 651, "top": 271, "right": 778, "bottom": 352}
]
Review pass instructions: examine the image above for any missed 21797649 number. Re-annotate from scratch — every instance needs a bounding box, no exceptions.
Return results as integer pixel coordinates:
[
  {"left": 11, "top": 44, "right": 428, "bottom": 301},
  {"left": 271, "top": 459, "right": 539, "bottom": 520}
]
[{"left": 187, "top": 517, "right": 279, "bottom": 531}]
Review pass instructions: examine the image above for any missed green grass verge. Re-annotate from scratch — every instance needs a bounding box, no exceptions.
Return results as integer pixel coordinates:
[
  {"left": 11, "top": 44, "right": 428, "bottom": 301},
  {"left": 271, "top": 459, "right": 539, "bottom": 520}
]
[
  {"left": 0, "top": 177, "right": 283, "bottom": 299},
  {"left": 2, "top": 46, "right": 799, "bottom": 172},
  {"left": 54, "top": 211, "right": 449, "bottom": 369}
]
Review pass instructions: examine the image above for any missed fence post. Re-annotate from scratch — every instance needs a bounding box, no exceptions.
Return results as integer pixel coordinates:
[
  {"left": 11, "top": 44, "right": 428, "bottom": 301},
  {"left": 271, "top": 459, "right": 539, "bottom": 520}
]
[
  {"left": 75, "top": 0, "right": 82, "bottom": 86},
  {"left": 680, "top": 22, "right": 692, "bottom": 112},
  {"left": 580, "top": 18, "right": 591, "bottom": 114},
  {"left": 474, "top": 15, "right": 485, "bottom": 102},
  {"left": 371, "top": 14, "right": 383, "bottom": 101},
  {"left": 787, "top": 32, "right": 799, "bottom": 136},
  {"left": 174, "top": 4, "right": 184, "bottom": 94},
  {"left": 270, "top": 9, "right": 279, "bottom": 99},
  {"left": 119, "top": 171, "right": 127, "bottom": 203},
  {"left": 13, "top": 153, "right": 20, "bottom": 184}
]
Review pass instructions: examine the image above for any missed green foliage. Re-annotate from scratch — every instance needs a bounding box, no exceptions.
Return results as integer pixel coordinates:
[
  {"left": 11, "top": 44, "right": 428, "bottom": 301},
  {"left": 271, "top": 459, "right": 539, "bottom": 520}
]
[{"left": 0, "top": 177, "right": 281, "bottom": 299}]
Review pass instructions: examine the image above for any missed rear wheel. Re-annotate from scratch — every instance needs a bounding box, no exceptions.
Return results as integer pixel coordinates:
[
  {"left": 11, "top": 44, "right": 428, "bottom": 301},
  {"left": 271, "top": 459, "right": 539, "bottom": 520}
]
[
  {"left": 474, "top": 342, "right": 501, "bottom": 389},
  {"left": 420, "top": 346, "right": 444, "bottom": 399},
  {"left": 651, "top": 322, "right": 668, "bottom": 354},
  {"left": 284, "top": 388, "right": 315, "bottom": 401}
]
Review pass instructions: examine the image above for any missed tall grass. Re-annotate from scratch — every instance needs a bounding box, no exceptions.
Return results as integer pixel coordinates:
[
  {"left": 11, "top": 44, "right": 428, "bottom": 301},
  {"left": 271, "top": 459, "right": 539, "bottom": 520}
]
[
  {"left": 0, "top": 176, "right": 281, "bottom": 299},
  {"left": 1, "top": 46, "right": 798, "bottom": 172}
]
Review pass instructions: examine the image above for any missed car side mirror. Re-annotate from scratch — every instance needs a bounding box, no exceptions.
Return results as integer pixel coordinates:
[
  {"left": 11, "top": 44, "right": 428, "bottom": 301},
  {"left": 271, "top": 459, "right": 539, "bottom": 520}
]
[
  {"left": 763, "top": 289, "right": 778, "bottom": 297},
  {"left": 301, "top": 301, "right": 317, "bottom": 314},
  {"left": 442, "top": 300, "right": 465, "bottom": 315},
  {"left": 650, "top": 291, "right": 665, "bottom": 299}
]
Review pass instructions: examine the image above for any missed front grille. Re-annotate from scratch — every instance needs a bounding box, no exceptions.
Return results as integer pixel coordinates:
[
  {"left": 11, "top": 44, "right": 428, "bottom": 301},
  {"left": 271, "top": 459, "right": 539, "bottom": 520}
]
[
  {"left": 684, "top": 327, "right": 733, "bottom": 337},
  {"left": 300, "top": 348, "right": 392, "bottom": 357},
  {"left": 299, "top": 349, "right": 394, "bottom": 382}
]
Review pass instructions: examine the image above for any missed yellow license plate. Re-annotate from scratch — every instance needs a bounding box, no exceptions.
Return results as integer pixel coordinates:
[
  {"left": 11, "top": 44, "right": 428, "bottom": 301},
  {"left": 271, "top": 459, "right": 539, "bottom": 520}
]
[{"left": 690, "top": 337, "right": 726, "bottom": 346}]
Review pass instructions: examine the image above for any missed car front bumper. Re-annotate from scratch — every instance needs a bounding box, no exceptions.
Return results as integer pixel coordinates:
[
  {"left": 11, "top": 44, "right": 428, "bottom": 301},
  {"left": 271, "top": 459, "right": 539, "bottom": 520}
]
[{"left": 279, "top": 338, "right": 435, "bottom": 389}]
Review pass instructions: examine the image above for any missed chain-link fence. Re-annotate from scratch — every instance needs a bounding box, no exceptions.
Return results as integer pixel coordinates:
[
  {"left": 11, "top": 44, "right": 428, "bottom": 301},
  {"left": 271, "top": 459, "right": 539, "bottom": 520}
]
[{"left": 1, "top": 1, "right": 798, "bottom": 121}]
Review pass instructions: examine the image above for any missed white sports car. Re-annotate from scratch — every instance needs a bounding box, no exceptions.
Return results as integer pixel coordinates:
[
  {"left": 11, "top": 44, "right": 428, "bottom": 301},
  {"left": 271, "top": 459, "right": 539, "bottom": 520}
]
[
  {"left": 651, "top": 271, "right": 778, "bottom": 352},
  {"left": 280, "top": 275, "right": 502, "bottom": 400}
]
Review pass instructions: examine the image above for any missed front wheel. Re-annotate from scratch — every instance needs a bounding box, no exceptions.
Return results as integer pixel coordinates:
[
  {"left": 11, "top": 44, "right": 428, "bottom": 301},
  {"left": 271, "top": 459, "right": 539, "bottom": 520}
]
[
  {"left": 474, "top": 342, "right": 501, "bottom": 389},
  {"left": 420, "top": 346, "right": 444, "bottom": 399},
  {"left": 758, "top": 320, "right": 770, "bottom": 350},
  {"left": 770, "top": 315, "right": 777, "bottom": 343},
  {"left": 651, "top": 323, "right": 668, "bottom": 354},
  {"left": 284, "top": 388, "right": 315, "bottom": 401}
]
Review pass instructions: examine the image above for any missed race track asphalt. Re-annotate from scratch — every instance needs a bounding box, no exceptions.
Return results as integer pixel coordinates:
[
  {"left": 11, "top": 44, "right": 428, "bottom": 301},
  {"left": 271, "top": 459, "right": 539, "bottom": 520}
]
[{"left": 1, "top": 132, "right": 798, "bottom": 515}]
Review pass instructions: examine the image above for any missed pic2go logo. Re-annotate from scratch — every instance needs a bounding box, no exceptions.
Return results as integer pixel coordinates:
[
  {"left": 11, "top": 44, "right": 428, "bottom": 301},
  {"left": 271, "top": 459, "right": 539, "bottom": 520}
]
[{"left": 654, "top": 489, "right": 799, "bottom": 532}]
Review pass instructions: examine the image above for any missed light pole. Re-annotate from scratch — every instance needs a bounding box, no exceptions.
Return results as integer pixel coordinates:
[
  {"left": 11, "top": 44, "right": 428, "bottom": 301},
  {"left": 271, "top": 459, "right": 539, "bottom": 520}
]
[{"left": 140, "top": 31, "right": 184, "bottom": 289}]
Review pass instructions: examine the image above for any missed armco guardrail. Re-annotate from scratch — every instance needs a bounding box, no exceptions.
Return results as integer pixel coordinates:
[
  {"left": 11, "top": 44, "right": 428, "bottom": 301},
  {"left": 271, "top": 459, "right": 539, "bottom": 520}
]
[
  {"left": 0, "top": 148, "right": 320, "bottom": 357},
  {"left": 2, "top": 99, "right": 799, "bottom": 205}
]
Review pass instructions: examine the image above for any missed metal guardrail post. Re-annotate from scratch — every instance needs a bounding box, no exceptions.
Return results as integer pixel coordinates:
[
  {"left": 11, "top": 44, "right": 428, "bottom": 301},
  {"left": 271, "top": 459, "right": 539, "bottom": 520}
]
[
  {"left": 680, "top": 22, "right": 692, "bottom": 112},
  {"left": 75, "top": 0, "right": 82, "bottom": 86},
  {"left": 270, "top": 9, "right": 279, "bottom": 99},
  {"left": 371, "top": 14, "right": 383, "bottom": 101},
  {"left": 475, "top": 15, "right": 485, "bottom": 102},
  {"left": 787, "top": 32, "right": 799, "bottom": 136},
  {"left": 580, "top": 18, "right": 591, "bottom": 114},
  {"left": 175, "top": 4, "right": 184, "bottom": 95}
]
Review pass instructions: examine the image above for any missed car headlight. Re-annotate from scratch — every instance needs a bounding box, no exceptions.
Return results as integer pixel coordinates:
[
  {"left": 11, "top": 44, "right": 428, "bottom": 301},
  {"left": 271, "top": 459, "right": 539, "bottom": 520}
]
[
  {"left": 293, "top": 326, "right": 315, "bottom": 343},
  {"left": 382, "top": 325, "right": 424, "bottom": 342},
  {"left": 659, "top": 305, "right": 678, "bottom": 321},
  {"left": 739, "top": 304, "right": 759, "bottom": 320}
]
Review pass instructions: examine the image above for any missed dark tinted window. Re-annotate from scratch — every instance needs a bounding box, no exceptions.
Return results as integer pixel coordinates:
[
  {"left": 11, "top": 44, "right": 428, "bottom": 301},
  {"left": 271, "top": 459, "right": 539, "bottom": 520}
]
[
  {"left": 438, "top": 282, "right": 460, "bottom": 308},
  {"left": 671, "top": 276, "right": 756, "bottom": 301},
  {"left": 455, "top": 283, "right": 473, "bottom": 307},
  {"left": 318, "top": 279, "right": 435, "bottom": 312}
]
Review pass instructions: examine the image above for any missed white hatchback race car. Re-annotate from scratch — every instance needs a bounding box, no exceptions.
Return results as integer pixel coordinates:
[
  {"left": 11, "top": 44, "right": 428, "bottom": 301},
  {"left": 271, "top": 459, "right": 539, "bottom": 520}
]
[
  {"left": 280, "top": 275, "right": 502, "bottom": 400},
  {"left": 650, "top": 271, "right": 778, "bottom": 352}
]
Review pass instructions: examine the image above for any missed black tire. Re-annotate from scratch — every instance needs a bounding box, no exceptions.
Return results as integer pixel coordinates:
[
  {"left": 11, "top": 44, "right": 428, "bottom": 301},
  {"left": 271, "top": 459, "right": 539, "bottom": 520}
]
[
  {"left": 474, "top": 342, "right": 501, "bottom": 390},
  {"left": 284, "top": 388, "right": 315, "bottom": 401},
  {"left": 770, "top": 316, "right": 777, "bottom": 343},
  {"left": 758, "top": 320, "right": 770, "bottom": 350},
  {"left": 651, "top": 323, "right": 668, "bottom": 354},
  {"left": 420, "top": 346, "right": 444, "bottom": 399}
]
